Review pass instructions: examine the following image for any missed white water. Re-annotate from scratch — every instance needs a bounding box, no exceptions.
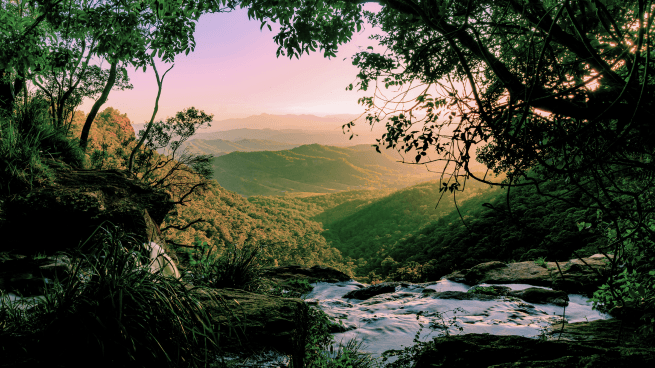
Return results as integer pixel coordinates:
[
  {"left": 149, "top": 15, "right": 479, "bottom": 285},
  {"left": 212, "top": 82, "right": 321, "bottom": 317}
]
[{"left": 306, "top": 279, "right": 610, "bottom": 358}]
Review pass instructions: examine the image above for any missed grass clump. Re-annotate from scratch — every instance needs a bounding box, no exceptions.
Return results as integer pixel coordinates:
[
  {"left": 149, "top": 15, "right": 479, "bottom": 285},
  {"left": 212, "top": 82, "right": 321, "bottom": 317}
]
[
  {"left": 0, "top": 223, "right": 222, "bottom": 368},
  {"left": 181, "top": 237, "right": 264, "bottom": 292}
]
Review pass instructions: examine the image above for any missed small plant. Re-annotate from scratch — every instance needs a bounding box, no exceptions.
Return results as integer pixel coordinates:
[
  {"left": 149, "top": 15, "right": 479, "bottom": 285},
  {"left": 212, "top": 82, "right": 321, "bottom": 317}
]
[
  {"left": 287, "top": 278, "right": 314, "bottom": 294},
  {"left": 534, "top": 257, "right": 547, "bottom": 267},
  {"left": 467, "top": 285, "right": 498, "bottom": 295}
]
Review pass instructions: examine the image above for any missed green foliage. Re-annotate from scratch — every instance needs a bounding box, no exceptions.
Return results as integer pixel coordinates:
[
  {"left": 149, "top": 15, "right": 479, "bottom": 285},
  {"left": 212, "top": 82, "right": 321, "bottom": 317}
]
[
  {"left": 313, "top": 179, "right": 495, "bottom": 278},
  {"left": 166, "top": 180, "right": 355, "bottom": 276},
  {"left": 534, "top": 257, "right": 547, "bottom": 267},
  {"left": 0, "top": 223, "right": 221, "bottom": 368},
  {"left": 380, "top": 177, "right": 604, "bottom": 282},
  {"left": 586, "top": 215, "right": 655, "bottom": 340},
  {"left": 286, "top": 278, "right": 314, "bottom": 294},
  {"left": 0, "top": 96, "right": 85, "bottom": 195},
  {"left": 181, "top": 237, "right": 264, "bottom": 292}
]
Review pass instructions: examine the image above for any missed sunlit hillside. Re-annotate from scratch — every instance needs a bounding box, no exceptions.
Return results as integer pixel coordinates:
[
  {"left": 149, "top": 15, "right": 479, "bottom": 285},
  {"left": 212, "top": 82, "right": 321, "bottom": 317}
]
[{"left": 210, "top": 144, "right": 436, "bottom": 197}]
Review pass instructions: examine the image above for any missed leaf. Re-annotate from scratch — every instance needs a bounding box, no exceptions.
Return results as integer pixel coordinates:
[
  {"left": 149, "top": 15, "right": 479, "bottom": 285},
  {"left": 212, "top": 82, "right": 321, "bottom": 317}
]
[{"left": 415, "top": 154, "right": 421, "bottom": 163}]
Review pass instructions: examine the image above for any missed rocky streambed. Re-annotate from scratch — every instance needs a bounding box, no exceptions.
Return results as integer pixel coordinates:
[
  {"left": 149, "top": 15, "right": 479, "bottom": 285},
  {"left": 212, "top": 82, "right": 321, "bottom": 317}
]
[{"left": 306, "top": 279, "right": 608, "bottom": 360}]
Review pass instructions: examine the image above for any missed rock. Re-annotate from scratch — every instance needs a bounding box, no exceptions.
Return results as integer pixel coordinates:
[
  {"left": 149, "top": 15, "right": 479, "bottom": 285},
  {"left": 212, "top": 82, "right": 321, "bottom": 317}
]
[
  {"left": 446, "top": 254, "right": 612, "bottom": 294},
  {"left": 467, "top": 285, "right": 512, "bottom": 296},
  {"left": 261, "top": 265, "right": 352, "bottom": 283},
  {"left": 342, "top": 282, "right": 401, "bottom": 300},
  {"left": 414, "top": 333, "right": 655, "bottom": 368},
  {"left": 509, "top": 287, "right": 569, "bottom": 306},
  {"left": 547, "top": 319, "right": 641, "bottom": 345},
  {"left": 0, "top": 169, "right": 174, "bottom": 255},
  {"left": 189, "top": 287, "right": 307, "bottom": 367},
  {"left": 0, "top": 254, "right": 72, "bottom": 296},
  {"left": 465, "top": 261, "right": 507, "bottom": 284}
]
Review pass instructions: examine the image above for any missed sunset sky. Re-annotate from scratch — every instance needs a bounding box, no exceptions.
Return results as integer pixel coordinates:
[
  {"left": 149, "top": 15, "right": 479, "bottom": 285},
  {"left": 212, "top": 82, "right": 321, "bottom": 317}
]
[{"left": 79, "top": 5, "right": 383, "bottom": 127}]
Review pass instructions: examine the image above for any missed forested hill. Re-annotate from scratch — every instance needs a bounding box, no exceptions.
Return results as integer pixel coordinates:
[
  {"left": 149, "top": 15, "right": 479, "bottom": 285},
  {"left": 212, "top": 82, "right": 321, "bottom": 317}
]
[
  {"left": 210, "top": 144, "right": 435, "bottom": 197},
  {"left": 178, "top": 138, "right": 299, "bottom": 157}
]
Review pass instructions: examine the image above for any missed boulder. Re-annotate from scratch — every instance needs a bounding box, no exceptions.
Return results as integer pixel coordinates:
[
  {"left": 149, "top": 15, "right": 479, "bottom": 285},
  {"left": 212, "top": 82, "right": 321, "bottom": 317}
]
[
  {"left": 414, "top": 333, "right": 655, "bottom": 368},
  {"left": 446, "top": 254, "right": 612, "bottom": 294},
  {"left": 342, "top": 282, "right": 404, "bottom": 300},
  {"left": 467, "top": 284, "right": 512, "bottom": 296},
  {"left": 188, "top": 287, "right": 308, "bottom": 367},
  {"left": 0, "top": 168, "right": 175, "bottom": 255},
  {"left": 509, "top": 287, "right": 569, "bottom": 306},
  {"left": 261, "top": 265, "right": 352, "bottom": 283}
]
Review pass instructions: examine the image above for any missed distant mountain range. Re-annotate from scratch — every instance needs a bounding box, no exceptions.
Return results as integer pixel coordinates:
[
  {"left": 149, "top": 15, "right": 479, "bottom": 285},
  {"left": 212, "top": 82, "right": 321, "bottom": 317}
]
[
  {"left": 134, "top": 113, "right": 387, "bottom": 146},
  {"left": 190, "top": 128, "right": 381, "bottom": 147},
  {"left": 209, "top": 144, "right": 437, "bottom": 197}
]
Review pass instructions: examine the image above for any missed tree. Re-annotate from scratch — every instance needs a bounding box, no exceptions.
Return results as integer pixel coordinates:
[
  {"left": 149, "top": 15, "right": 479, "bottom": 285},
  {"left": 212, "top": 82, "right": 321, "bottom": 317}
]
[
  {"left": 245, "top": 0, "right": 655, "bottom": 331},
  {"left": 1, "top": 0, "right": 236, "bottom": 150}
]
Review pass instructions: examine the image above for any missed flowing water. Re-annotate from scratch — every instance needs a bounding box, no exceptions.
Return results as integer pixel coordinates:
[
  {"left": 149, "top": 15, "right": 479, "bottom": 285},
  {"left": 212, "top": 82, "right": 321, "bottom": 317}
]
[{"left": 306, "top": 279, "right": 610, "bottom": 359}]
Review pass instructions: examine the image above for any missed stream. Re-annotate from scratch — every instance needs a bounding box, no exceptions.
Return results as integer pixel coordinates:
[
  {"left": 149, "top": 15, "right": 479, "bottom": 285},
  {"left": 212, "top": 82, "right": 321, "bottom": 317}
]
[{"left": 305, "top": 279, "right": 610, "bottom": 360}]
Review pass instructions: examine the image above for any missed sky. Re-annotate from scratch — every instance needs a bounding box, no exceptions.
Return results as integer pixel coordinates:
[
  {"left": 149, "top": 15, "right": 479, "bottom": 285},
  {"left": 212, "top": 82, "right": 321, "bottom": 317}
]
[{"left": 79, "top": 5, "right": 383, "bottom": 127}]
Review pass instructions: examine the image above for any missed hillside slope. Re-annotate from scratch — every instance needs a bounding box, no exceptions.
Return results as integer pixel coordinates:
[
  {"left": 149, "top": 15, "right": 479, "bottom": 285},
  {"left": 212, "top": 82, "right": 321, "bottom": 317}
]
[{"left": 210, "top": 144, "right": 435, "bottom": 196}]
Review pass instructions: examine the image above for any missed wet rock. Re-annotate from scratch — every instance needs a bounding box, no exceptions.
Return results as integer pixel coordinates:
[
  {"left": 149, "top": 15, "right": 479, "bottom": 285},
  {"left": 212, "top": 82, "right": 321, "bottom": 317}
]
[
  {"left": 189, "top": 287, "right": 307, "bottom": 367},
  {"left": 547, "top": 319, "right": 641, "bottom": 344},
  {"left": 0, "top": 169, "right": 174, "bottom": 255},
  {"left": 342, "top": 282, "right": 400, "bottom": 300},
  {"left": 467, "top": 285, "right": 512, "bottom": 296},
  {"left": 261, "top": 265, "right": 352, "bottom": 283},
  {"left": 414, "top": 333, "right": 655, "bottom": 368},
  {"left": 446, "top": 255, "right": 612, "bottom": 294},
  {"left": 0, "top": 254, "right": 72, "bottom": 296},
  {"left": 509, "top": 287, "right": 569, "bottom": 306}
]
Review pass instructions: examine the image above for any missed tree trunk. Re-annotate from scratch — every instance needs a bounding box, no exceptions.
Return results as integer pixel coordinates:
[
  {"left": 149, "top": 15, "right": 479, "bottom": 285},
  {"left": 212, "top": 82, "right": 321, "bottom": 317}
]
[
  {"left": 0, "top": 70, "right": 23, "bottom": 117},
  {"left": 79, "top": 61, "right": 118, "bottom": 152}
]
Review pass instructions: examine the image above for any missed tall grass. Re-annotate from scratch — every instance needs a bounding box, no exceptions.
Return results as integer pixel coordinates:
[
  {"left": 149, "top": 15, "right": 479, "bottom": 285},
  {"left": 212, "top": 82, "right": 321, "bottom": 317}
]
[
  {"left": 0, "top": 223, "right": 226, "bottom": 368},
  {"left": 181, "top": 239, "right": 264, "bottom": 292}
]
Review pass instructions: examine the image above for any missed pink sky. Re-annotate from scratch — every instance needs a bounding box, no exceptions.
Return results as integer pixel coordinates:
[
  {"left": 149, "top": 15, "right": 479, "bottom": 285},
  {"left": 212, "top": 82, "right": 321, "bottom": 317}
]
[{"left": 79, "top": 5, "right": 383, "bottom": 126}]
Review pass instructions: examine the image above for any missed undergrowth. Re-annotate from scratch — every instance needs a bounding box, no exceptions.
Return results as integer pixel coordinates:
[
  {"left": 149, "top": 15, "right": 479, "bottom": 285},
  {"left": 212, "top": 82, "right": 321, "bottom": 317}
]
[
  {"left": 0, "top": 223, "right": 227, "bottom": 368},
  {"left": 0, "top": 97, "right": 85, "bottom": 195}
]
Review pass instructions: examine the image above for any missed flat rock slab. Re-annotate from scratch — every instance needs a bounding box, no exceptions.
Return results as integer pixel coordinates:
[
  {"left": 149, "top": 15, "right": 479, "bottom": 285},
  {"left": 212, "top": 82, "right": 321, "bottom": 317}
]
[
  {"left": 415, "top": 333, "right": 655, "bottom": 368},
  {"left": 261, "top": 265, "right": 352, "bottom": 283},
  {"left": 189, "top": 286, "right": 307, "bottom": 364},
  {"left": 446, "top": 254, "right": 612, "bottom": 294}
]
